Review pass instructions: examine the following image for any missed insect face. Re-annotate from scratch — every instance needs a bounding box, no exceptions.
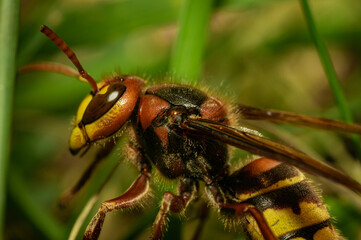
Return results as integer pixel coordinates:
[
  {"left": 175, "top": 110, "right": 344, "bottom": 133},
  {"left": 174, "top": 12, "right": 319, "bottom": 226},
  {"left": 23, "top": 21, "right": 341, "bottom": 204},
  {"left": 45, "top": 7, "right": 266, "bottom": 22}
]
[{"left": 69, "top": 75, "right": 145, "bottom": 154}]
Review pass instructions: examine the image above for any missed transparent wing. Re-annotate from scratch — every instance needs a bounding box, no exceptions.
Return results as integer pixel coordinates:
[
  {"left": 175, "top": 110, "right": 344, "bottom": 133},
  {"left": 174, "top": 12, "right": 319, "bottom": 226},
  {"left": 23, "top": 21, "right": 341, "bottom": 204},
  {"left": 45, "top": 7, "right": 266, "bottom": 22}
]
[
  {"left": 236, "top": 104, "right": 361, "bottom": 135},
  {"left": 181, "top": 118, "right": 361, "bottom": 194}
]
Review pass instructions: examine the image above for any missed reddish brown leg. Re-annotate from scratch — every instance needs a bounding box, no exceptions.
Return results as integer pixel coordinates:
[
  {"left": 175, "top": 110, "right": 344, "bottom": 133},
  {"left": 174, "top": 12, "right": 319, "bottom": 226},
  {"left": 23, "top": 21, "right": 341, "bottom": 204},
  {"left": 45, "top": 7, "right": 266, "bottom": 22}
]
[
  {"left": 206, "top": 185, "right": 276, "bottom": 240},
  {"left": 220, "top": 203, "right": 276, "bottom": 240},
  {"left": 83, "top": 169, "right": 151, "bottom": 240},
  {"left": 59, "top": 141, "right": 116, "bottom": 207},
  {"left": 152, "top": 178, "right": 197, "bottom": 240}
]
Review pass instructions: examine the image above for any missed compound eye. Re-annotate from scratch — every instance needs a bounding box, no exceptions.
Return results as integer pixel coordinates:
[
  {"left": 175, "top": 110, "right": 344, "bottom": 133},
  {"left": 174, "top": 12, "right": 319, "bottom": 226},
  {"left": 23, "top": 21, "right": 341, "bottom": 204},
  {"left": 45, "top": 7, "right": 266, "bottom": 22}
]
[{"left": 82, "top": 83, "right": 126, "bottom": 124}]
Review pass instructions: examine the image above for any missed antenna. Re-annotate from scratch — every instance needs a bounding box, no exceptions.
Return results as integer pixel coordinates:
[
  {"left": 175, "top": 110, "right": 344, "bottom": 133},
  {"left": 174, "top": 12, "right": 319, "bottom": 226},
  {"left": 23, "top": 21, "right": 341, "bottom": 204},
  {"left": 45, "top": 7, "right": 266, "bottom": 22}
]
[{"left": 40, "top": 25, "right": 99, "bottom": 94}]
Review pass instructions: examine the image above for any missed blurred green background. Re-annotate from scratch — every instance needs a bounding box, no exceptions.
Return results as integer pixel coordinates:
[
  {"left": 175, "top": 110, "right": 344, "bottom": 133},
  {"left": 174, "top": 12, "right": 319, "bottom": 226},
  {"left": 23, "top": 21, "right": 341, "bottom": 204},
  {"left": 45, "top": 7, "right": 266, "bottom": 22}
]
[{"left": 5, "top": 0, "right": 361, "bottom": 239}]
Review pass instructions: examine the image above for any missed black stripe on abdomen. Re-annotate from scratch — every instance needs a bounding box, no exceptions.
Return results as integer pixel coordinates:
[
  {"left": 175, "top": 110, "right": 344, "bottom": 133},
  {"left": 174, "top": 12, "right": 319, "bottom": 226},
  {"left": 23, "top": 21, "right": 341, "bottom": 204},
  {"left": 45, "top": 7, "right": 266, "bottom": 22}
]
[
  {"left": 279, "top": 220, "right": 333, "bottom": 240},
  {"left": 246, "top": 180, "right": 321, "bottom": 215}
]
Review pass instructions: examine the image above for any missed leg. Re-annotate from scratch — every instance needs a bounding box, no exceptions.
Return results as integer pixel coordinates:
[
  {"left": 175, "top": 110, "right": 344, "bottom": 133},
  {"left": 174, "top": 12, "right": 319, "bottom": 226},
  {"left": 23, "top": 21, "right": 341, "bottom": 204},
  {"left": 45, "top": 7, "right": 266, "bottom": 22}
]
[
  {"left": 220, "top": 203, "right": 276, "bottom": 240},
  {"left": 68, "top": 158, "right": 120, "bottom": 240},
  {"left": 59, "top": 140, "right": 116, "bottom": 207},
  {"left": 206, "top": 185, "right": 276, "bottom": 240},
  {"left": 83, "top": 167, "right": 151, "bottom": 240},
  {"left": 152, "top": 178, "right": 197, "bottom": 240}
]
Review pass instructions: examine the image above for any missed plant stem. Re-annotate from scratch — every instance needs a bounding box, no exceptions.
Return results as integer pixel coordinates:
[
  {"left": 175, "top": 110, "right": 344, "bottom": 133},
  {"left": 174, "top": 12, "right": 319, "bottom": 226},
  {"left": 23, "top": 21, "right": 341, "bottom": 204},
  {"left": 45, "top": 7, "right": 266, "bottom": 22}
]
[
  {"left": 300, "top": 0, "right": 361, "bottom": 159},
  {"left": 170, "top": 0, "right": 214, "bottom": 84},
  {"left": 0, "top": 0, "right": 20, "bottom": 237},
  {"left": 168, "top": 0, "right": 214, "bottom": 238}
]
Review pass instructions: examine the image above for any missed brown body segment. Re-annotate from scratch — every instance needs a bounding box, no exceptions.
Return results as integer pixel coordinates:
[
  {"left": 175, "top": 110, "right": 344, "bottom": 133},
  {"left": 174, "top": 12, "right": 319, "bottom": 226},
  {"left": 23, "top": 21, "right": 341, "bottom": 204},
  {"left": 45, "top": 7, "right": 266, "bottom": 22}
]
[
  {"left": 200, "top": 96, "right": 228, "bottom": 122},
  {"left": 240, "top": 158, "right": 281, "bottom": 177},
  {"left": 138, "top": 94, "right": 170, "bottom": 131},
  {"left": 154, "top": 126, "right": 170, "bottom": 147},
  {"left": 227, "top": 158, "right": 302, "bottom": 198},
  {"left": 133, "top": 85, "right": 231, "bottom": 184}
]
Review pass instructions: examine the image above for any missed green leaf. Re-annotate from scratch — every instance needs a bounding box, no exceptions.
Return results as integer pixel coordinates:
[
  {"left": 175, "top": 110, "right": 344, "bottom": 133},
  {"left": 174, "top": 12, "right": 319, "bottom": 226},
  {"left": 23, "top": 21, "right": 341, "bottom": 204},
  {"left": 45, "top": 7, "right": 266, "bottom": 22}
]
[
  {"left": 0, "top": 0, "right": 20, "bottom": 237},
  {"left": 170, "top": 0, "right": 215, "bottom": 84}
]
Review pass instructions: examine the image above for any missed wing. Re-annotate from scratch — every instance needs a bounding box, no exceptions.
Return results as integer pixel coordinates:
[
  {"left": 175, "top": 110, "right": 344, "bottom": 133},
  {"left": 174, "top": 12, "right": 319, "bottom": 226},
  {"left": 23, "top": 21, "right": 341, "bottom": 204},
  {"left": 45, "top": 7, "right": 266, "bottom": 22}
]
[
  {"left": 181, "top": 118, "right": 361, "bottom": 194},
  {"left": 236, "top": 104, "right": 361, "bottom": 135}
]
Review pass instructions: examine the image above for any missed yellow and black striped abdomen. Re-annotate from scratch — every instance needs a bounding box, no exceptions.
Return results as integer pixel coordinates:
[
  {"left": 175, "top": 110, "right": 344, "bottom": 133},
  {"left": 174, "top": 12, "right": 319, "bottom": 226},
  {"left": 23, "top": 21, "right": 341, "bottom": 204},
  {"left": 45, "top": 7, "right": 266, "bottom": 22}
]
[{"left": 226, "top": 158, "right": 341, "bottom": 240}]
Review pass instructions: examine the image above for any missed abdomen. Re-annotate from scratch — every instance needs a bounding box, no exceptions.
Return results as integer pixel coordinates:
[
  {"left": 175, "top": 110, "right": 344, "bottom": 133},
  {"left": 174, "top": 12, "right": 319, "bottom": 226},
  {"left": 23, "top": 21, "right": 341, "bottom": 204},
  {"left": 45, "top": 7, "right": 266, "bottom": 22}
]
[{"left": 225, "top": 158, "right": 341, "bottom": 240}]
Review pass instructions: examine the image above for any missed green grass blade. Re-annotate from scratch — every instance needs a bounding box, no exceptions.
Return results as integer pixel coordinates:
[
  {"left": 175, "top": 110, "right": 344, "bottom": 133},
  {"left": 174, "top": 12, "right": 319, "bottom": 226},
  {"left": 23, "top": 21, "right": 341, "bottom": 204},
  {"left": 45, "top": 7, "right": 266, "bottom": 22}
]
[
  {"left": 167, "top": 0, "right": 215, "bottom": 238},
  {"left": 170, "top": 0, "right": 214, "bottom": 84},
  {"left": 300, "top": 0, "right": 361, "bottom": 158},
  {"left": 8, "top": 170, "right": 67, "bottom": 240},
  {"left": 0, "top": 0, "right": 20, "bottom": 237}
]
